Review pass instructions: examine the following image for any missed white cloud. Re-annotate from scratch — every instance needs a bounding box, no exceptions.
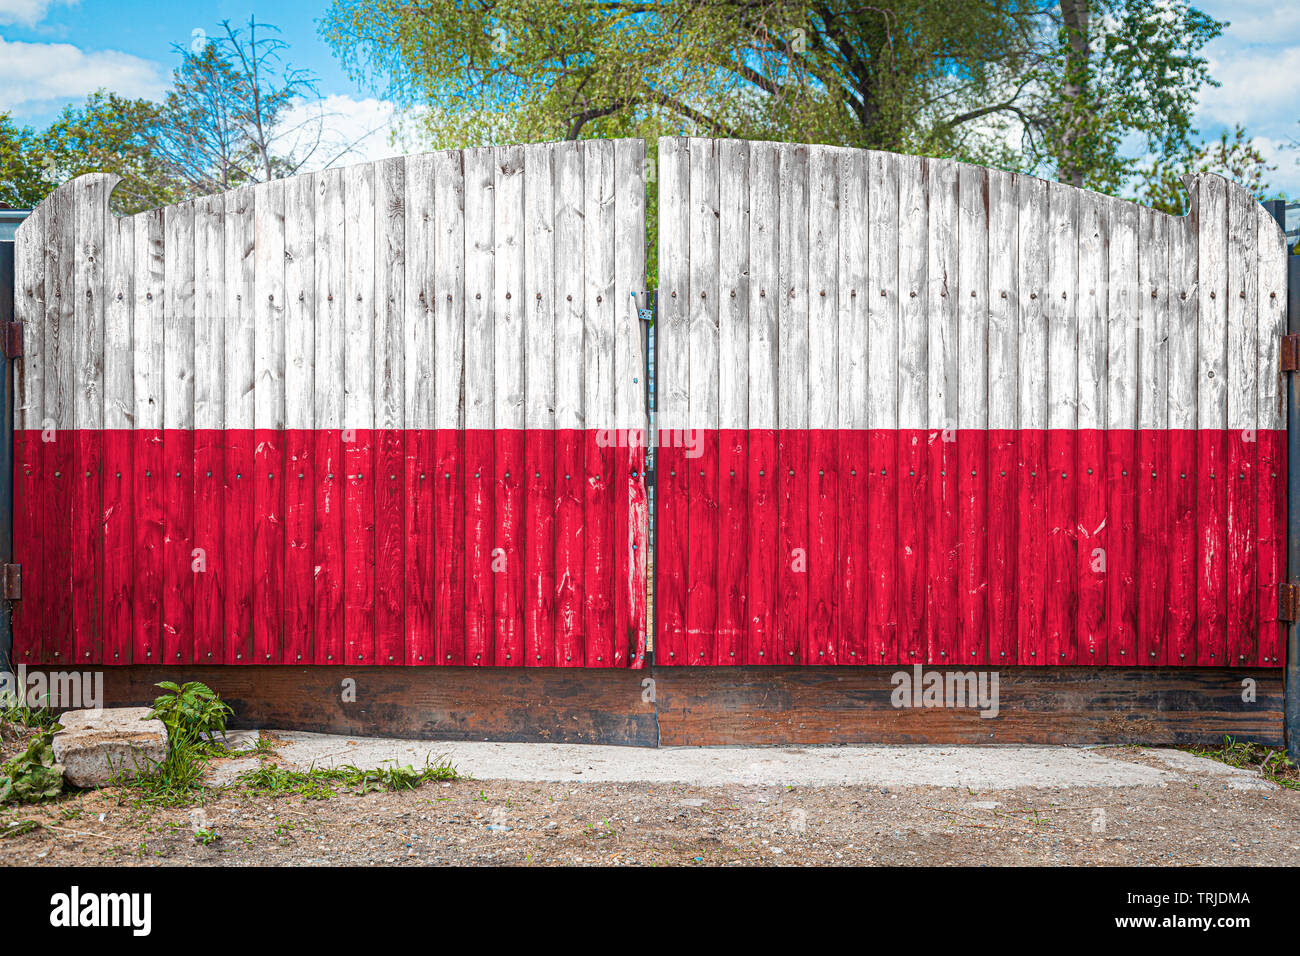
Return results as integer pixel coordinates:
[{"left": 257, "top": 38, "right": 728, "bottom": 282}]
[
  {"left": 0, "top": 37, "right": 166, "bottom": 116},
  {"left": 0, "top": 0, "right": 75, "bottom": 27},
  {"left": 277, "top": 94, "right": 405, "bottom": 172},
  {"left": 1198, "top": 46, "right": 1300, "bottom": 129}
]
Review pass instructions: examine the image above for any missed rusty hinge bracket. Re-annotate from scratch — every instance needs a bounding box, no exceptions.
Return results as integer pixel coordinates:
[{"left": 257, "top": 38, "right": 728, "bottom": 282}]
[
  {"left": 1281, "top": 582, "right": 1299, "bottom": 623},
  {"left": 1, "top": 564, "right": 20, "bottom": 601},
  {"left": 3, "top": 322, "right": 22, "bottom": 359},
  {"left": 1282, "top": 332, "right": 1300, "bottom": 373}
]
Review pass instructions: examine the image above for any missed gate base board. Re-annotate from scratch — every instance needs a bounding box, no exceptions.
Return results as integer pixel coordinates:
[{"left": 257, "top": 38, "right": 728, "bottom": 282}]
[{"left": 91, "top": 666, "right": 1281, "bottom": 748}]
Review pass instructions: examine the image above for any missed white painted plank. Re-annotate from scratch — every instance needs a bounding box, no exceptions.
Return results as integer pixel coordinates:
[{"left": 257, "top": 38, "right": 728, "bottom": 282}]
[
  {"left": 806, "top": 146, "right": 837, "bottom": 431},
  {"left": 777, "top": 144, "right": 809, "bottom": 430},
  {"left": 897, "top": 154, "right": 927, "bottom": 431},
  {"left": 463, "top": 148, "right": 494, "bottom": 431},
  {"left": 956, "top": 163, "right": 987, "bottom": 430},
  {"left": 688, "top": 137, "right": 720, "bottom": 436},
  {"left": 748, "top": 142, "right": 780, "bottom": 432},
  {"left": 523, "top": 143, "right": 555, "bottom": 432},
  {"left": 926, "top": 159, "right": 958, "bottom": 433},
  {"left": 1076, "top": 190, "right": 1107, "bottom": 430},
  {"left": 1197, "top": 174, "right": 1228, "bottom": 432},
  {"left": 15, "top": 207, "right": 44, "bottom": 432},
  {"left": 104, "top": 208, "right": 134, "bottom": 431},
  {"left": 193, "top": 194, "right": 225, "bottom": 431},
  {"left": 74, "top": 176, "right": 108, "bottom": 431},
  {"left": 343, "top": 164, "right": 375, "bottom": 433},
  {"left": 1046, "top": 183, "right": 1078, "bottom": 430},
  {"left": 403, "top": 156, "right": 434, "bottom": 431},
  {"left": 582, "top": 139, "right": 614, "bottom": 432},
  {"left": 836, "top": 149, "right": 868, "bottom": 432},
  {"left": 1137, "top": 206, "right": 1170, "bottom": 431},
  {"left": 493, "top": 146, "right": 525, "bottom": 431},
  {"left": 46, "top": 186, "right": 75, "bottom": 431},
  {"left": 657, "top": 138, "right": 690, "bottom": 433},
  {"left": 1107, "top": 199, "right": 1139, "bottom": 430},
  {"left": 163, "top": 200, "right": 196, "bottom": 431},
  {"left": 313, "top": 170, "right": 346, "bottom": 431},
  {"left": 717, "top": 139, "right": 749, "bottom": 432},
  {"left": 1226, "top": 184, "right": 1257, "bottom": 433},
  {"left": 1168, "top": 182, "right": 1199, "bottom": 432},
  {"left": 553, "top": 141, "right": 585, "bottom": 431},
  {"left": 612, "top": 138, "right": 646, "bottom": 433},
  {"left": 1257, "top": 206, "right": 1287, "bottom": 433},
  {"left": 986, "top": 169, "right": 1017, "bottom": 431},
  {"left": 135, "top": 208, "right": 166, "bottom": 432},
  {"left": 284, "top": 174, "right": 316, "bottom": 431},
  {"left": 1016, "top": 176, "right": 1048, "bottom": 431}
]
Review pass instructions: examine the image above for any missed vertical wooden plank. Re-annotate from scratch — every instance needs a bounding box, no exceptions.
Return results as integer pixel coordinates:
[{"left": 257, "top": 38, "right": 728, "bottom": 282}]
[
  {"left": 1075, "top": 190, "right": 1107, "bottom": 664},
  {"left": 433, "top": 149, "right": 466, "bottom": 664},
  {"left": 373, "top": 159, "right": 406, "bottom": 664},
  {"left": 492, "top": 146, "right": 525, "bottom": 666},
  {"left": 777, "top": 143, "right": 809, "bottom": 664},
  {"left": 163, "top": 199, "right": 196, "bottom": 665},
  {"left": 284, "top": 173, "right": 316, "bottom": 664},
  {"left": 253, "top": 182, "right": 285, "bottom": 664},
  {"left": 657, "top": 137, "right": 689, "bottom": 664},
  {"left": 956, "top": 162, "right": 988, "bottom": 666},
  {"left": 836, "top": 149, "right": 869, "bottom": 664},
  {"left": 1257, "top": 206, "right": 1288, "bottom": 665},
  {"left": 986, "top": 169, "right": 1018, "bottom": 666},
  {"left": 1137, "top": 207, "right": 1171, "bottom": 666},
  {"left": 553, "top": 141, "right": 586, "bottom": 666},
  {"left": 44, "top": 185, "right": 75, "bottom": 665},
  {"left": 687, "top": 138, "right": 719, "bottom": 665},
  {"left": 463, "top": 148, "right": 495, "bottom": 665},
  {"left": 313, "top": 169, "right": 346, "bottom": 664},
  {"left": 134, "top": 207, "right": 165, "bottom": 665},
  {"left": 866, "top": 150, "right": 898, "bottom": 664},
  {"left": 1225, "top": 185, "right": 1258, "bottom": 665},
  {"left": 1045, "top": 182, "right": 1078, "bottom": 665},
  {"left": 613, "top": 138, "right": 648, "bottom": 667},
  {"left": 1197, "top": 175, "right": 1228, "bottom": 666},
  {"left": 580, "top": 139, "right": 613, "bottom": 666},
  {"left": 192, "top": 194, "right": 225, "bottom": 664},
  {"left": 806, "top": 146, "right": 838, "bottom": 665},
  {"left": 1168, "top": 182, "right": 1199, "bottom": 665},
  {"left": 73, "top": 177, "right": 107, "bottom": 665},
  {"left": 523, "top": 143, "right": 556, "bottom": 666},
  {"left": 717, "top": 139, "right": 749, "bottom": 665},
  {"left": 13, "top": 208, "right": 44, "bottom": 664},
  {"left": 1106, "top": 199, "right": 1139, "bottom": 665},
  {"left": 1015, "top": 175, "right": 1048, "bottom": 667}
]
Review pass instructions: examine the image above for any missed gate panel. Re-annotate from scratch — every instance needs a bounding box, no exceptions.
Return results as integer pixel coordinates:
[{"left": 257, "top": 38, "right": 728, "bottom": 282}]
[
  {"left": 656, "top": 136, "right": 1289, "bottom": 667},
  {"left": 13, "top": 142, "right": 649, "bottom": 667}
]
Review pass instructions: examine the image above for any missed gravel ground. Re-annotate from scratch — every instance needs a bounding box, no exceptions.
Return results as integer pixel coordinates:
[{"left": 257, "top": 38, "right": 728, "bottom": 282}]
[{"left": 1, "top": 730, "right": 1296, "bottom": 866}]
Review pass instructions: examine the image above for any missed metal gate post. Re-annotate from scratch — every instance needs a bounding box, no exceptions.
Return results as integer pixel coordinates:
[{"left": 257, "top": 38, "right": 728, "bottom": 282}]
[
  {"left": 634, "top": 290, "right": 657, "bottom": 665},
  {"left": 0, "top": 211, "right": 23, "bottom": 677},
  {"left": 1265, "top": 201, "right": 1300, "bottom": 762}
]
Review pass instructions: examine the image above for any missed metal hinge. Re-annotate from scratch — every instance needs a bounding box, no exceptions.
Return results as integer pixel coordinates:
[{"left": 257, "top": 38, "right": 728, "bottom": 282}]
[
  {"left": 3, "top": 322, "right": 22, "bottom": 359},
  {"left": 631, "top": 290, "right": 656, "bottom": 323},
  {"left": 1, "top": 564, "right": 20, "bottom": 601},
  {"left": 1281, "top": 582, "right": 1299, "bottom": 623},
  {"left": 1282, "top": 332, "right": 1300, "bottom": 373}
]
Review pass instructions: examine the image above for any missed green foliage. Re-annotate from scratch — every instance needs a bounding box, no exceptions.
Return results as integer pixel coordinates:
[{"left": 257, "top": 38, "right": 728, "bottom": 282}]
[
  {"left": 193, "top": 826, "right": 220, "bottom": 845},
  {"left": 114, "top": 681, "right": 234, "bottom": 805},
  {"left": 0, "top": 695, "right": 59, "bottom": 732},
  {"left": 0, "top": 111, "right": 49, "bottom": 208},
  {"left": 0, "top": 731, "right": 65, "bottom": 804},
  {"left": 1139, "top": 124, "right": 1276, "bottom": 215},
  {"left": 238, "top": 758, "right": 462, "bottom": 800},
  {"left": 1186, "top": 736, "right": 1300, "bottom": 791},
  {"left": 146, "top": 681, "right": 233, "bottom": 744}
]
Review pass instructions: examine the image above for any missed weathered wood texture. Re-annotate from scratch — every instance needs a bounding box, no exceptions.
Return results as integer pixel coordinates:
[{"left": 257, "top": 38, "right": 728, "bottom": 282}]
[
  {"left": 13, "top": 144, "right": 649, "bottom": 668},
  {"left": 656, "top": 137, "right": 1289, "bottom": 668}
]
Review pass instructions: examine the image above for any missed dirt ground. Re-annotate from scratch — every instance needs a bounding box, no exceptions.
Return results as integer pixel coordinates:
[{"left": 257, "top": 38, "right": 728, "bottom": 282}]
[{"left": 2, "top": 727, "right": 1296, "bottom": 866}]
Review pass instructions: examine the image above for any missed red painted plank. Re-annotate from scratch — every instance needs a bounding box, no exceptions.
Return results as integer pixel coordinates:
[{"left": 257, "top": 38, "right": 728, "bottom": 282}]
[
  {"left": 687, "top": 428, "right": 719, "bottom": 665},
  {"left": 44, "top": 434, "right": 73, "bottom": 665},
  {"left": 343, "top": 429, "right": 374, "bottom": 665},
  {"left": 312, "top": 429, "right": 344, "bottom": 664},
  {"left": 133, "top": 431, "right": 164, "bottom": 665},
  {"left": 777, "top": 430, "right": 808, "bottom": 664},
  {"left": 192, "top": 428, "right": 224, "bottom": 664},
  {"left": 12, "top": 431, "right": 44, "bottom": 664},
  {"left": 1137, "top": 429, "right": 1169, "bottom": 666},
  {"left": 926, "top": 429, "right": 958, "bottom": 665},
  {"left": 583, "top": 428, "right": 613, "bottom": 666},
  {"left": 554, "top": 428, "right": 586, "bottom": 665},
  {"left": 625, "top": 433, "right": 649, "bottom": 668},
  {"left": 163, "top": 428, "right": 194, "bottom": 665},
  {"left": 374, "top": 428, "right": 405, "bottom": 664},
  {"left": 463, "top": 429, "right": 493, "bottom": 665},
  {"left": 1016, "top": 429, "right": 1047, "bottom": 666},
  {"left": 493, "top": 430, "right": 524, "bottom": 665},
  {"left": 1198, "top": 430, "right": 1228, "bottom": 665},
  {"left": 435, "top": 430, "right": 466, "bottom": 665},
  {"left": 1106, "top": 430, "right": 1139, "bottom": 665},
  {"left": 284, "top": 429, "right": 314, "bottom": 665},
  {"left": 807, "top": 429, "right": 836, "bottom": 664},
  {"left": 957, "top": 429, "right": 987, "bottom": 665},
  {"left": 1168, "top": 430, "right": 1198, "bottom": 665},
  {"left": 747, "top": 429, "right": 778, "bottom": 664},
  {"left": 253, "top": 429, "right": 283, "bottom": 664},
  {"left": 657, "top": 440, "right": 688, "bottom": 664},
  {"left": 867, "top": 429, "right": 897, "bottom": 664},
  {"left": 72, "top": 430, "right": 104, "bottom": 665},
  {"left": 837, "top": 430, "right": 868, "bottom": 663},
  {"left": 524, "top": 430, "right": 554, "bottom": 666},
  {"left": 1257, "top": 428, "right": 1285, "bottom": 665},
  {"left": 1045, "top": 428, "right": 1077, "bottom": 666},
  {"left": 222, "top": 433, "right": 254, "bottom": 665},
  {"left": 1227, "top": 429, "right": 1257, "bottom": 665},
  {"left": 1075, "top": 428, "right": 1105, "bottom": 665},
  {"left": 897, "top": 430, "right": 928, "bottom": 664},
  {"left": 986, "top": 429, "right": 1016, "bottom": 664},
  {"left": 716, "top": 429, "right": 747, "bottom": 664}
]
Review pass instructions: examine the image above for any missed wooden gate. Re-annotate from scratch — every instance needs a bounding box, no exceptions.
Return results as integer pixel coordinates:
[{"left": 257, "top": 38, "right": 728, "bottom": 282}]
[
  {"left": 12, "top": 141, "right": 649, "bottom": 668},
  {"left": 655, "top": 137, "right": 1288, "bottom": 668}
]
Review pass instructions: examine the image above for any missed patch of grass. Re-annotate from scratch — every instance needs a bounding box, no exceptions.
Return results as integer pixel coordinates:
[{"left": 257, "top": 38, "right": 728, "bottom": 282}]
[
  {"left": 0, "top": 819, "right": 41, "bottom": 839},
  {"left": 0, "top": 697, "right": 59, "bottom": 732},
  {"left": 1185, "top": 736, "right": 1300, "bottom": 790},
  {"left": 237, "top": 757, "right": 462, "bottom": 800}
]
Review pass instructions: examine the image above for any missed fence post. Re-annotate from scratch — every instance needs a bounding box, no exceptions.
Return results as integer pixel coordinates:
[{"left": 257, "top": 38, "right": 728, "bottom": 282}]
[{"left": 1265, "top": 200, "right": 1300, "bottom": 761}]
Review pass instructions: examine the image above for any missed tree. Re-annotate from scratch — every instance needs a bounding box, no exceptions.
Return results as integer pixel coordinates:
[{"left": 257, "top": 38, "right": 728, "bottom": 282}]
[
  {"left": 0, "top": 112, "right": 47, "bottom": 209},
  {"left": 1140, "top": 124, "right": 1276, "bottom": 215}
]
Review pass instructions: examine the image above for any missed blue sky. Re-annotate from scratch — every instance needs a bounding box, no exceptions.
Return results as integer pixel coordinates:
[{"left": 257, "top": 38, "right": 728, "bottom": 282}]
[{"left": 1, "top": 0, "right": 1297, "bottom": 195}]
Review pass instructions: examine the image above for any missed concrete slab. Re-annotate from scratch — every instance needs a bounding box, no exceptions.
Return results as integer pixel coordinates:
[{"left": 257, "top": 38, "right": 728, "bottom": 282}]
[
  {"left": 52, "top": 707, "right": 168, "bottom": 788},
  {"left": 254, "top": 732, "right": 1240, "bottom": 789}
]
